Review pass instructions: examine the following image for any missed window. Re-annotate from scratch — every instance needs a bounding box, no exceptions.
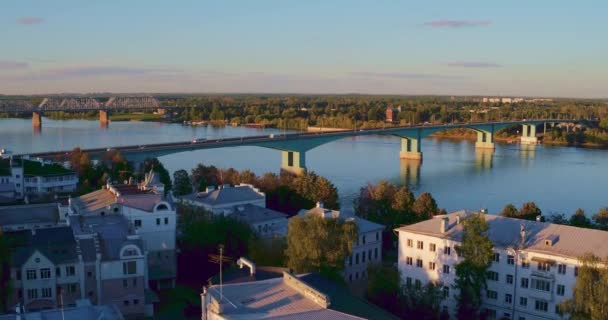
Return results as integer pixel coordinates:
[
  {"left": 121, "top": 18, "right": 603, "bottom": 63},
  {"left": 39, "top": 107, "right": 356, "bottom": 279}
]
[
  {"left": 132, "top": 278, "right": 137, "bottom": 287},
  {"left": 26, "top": 269, "right": 37, "bottom": 280},
  {"left": 493, "top": 253, "right": 500, "bottom": 263},
  {"left": 535, "top": 300, "right": 548, "bottom": 312},
  {"left": 505, "top": 293, "right": 512, "bottom": 304},
  {"left": 40, "top": 268, "right": 51, "bottom": 279},
  {"left": 87, "top": 271, "right": 93, "bottom": 278},
  {"left": 507, "top": 255, "right": 515, "bottom": 265},
  {"left": 374, "top": 248, "right": 378, "bottom": 259},
  {"left": 486, "top": 290, "right": 497, "bottom": 299},
  {"left": 68, "top": 284, "right": 77, "bottom": 293},
  {"left": 355, "top": 253, "right": 359, "bottom": 264},
  {"left": 443, "top": 265, "right": 450, "bottom": 274},
  {"left": 430, "top": 243, "right": 436, "bottom": 252},
  {"left": 124, "top": 300, "right": 130, "bottom": 306},
  {"left": 521, "top": 277, "right": 529, "bottom": 288},
  {"left": 575, "top": 266, "right": 579, "bottom": 276},
  {"left": 443, "top": 286, "right": 449, "bottom": 298},
  {"left": 164, "top": 217, "right": 169, "bottom": 225},
  {"left": 123, "top": 279, "right": 129, "bottom": 288},
  {"left": 42, "top": 288, "right": 52, "bottom": 298},
  {"left": 417, "top": 241, "right": 424, "bottom": 250},
  {"left": 406, "top": 256, "right": 413, "bottom": 265},
  {"left": 558, "top": 264, "right": 566, "bottom": 274},
  {"left": 416, "top": 259, "right": 423, "bottom": 268},
  {"left": 520, "top": 297, "right": 528, "bottom": 307},
  {"left": 506, "top": 274, "right": 514, "bottom": 284},
  {"left": 415, "top": 279, "right": 421, "bottom": 289},
  {"left": 428, "top": 262, "right": 436, "bottom": 270},
  {"left": 362, "top": 251, "right": 366, "bottom": 263},
  {"left": 406, "top": 277, "right": 412, "bottom": 287},
  {"left": 376, "top": 232, "right": 379, "bottom": 241},
  {"left": 156, "top": 218, "right": 161, "bottom": 225},
  {"left": 537, "top": 262, "right": 551, "bottom": 272},
  {"left": 486, "top": 309, "right": 496, "bottom": 319},
  {"left": 123, "top": 261, "right": 137, "bottom": 275},
  {"left": 27, "top": 289, "right": 38, "bottom": 299},
  {"left": 522, "top": 260, "right": 530, "bottom": 269},
  {"left": 133, "top": 299, "right": 139, "bottom": 305},
  {"left": 363, "top": 235, "right": 366, "bottom": 244},
  {"left": 487, "top": 271, "right": 499, "bottom": 281},
  {"left": 66, "top": 266, "right": 75, "bottom": 276},
  {"left": 55, "top": 267, "right": 61, "bottom": 277},
  {"left": 407, "top": 239, "right": 413, "bottom": 247},
  {"left": 134, "top": 220, "right": 142, "bottom": 227},
  {"left": 557, "top": 284, "right": 565, "bottom": 296},
  {"left": 349, "top": 256, "right": 352, "bottom": 266},
  {"left": 531, "top": 279, "right": 551, "bottom": 292},
  {"left": 444, "top": 246, "right": 451, "bottom": 255},
  {"left": 349, "top": 274, "right": 352, "bottom": 282}
]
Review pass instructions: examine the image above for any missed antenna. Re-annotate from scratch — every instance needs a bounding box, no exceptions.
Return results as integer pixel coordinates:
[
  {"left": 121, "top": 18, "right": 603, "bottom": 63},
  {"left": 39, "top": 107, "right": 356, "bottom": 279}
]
[{"left": 208, "top": 244, "right": 233, "bottom": 301}]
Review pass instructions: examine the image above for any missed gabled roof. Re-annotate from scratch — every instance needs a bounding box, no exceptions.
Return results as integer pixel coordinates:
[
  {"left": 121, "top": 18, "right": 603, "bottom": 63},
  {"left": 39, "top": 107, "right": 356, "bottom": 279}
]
[
  {"left": 299, "top": 206, "right": 384, "bottom": 234},
  {"left": 232, "top": 204, "right": 288, "bottom": 224},
  {"left": 0, "top": 203, "right": 59, "bottom": 227},
  {"left": 183, "top": 184, "right": 265, "bottom": 207},
  {"left": 9, "top": 227, "right": 78, "bottom": 267},
  {"left": 396, "top": 210, "right": 608, "bottom": 259}
]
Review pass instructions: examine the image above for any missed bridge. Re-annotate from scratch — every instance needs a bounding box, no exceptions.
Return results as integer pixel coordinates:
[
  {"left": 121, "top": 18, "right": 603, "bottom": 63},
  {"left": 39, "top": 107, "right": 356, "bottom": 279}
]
[
  {"left": 19, "top": 119, "right": 576, "bottom": 175},
  {"left": 0, "top": 96, "right": 162, "bottom": 128}
]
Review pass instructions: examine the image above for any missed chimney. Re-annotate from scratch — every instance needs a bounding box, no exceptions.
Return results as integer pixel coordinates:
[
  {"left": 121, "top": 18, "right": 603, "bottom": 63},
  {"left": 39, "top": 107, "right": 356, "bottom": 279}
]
[
  {"left": 536, "top": 215, "right": 542, "bottom": 222},
  {"left": 480, "top": 208, "right": 487, "bottom": 214},
  {"left": 206, "top": 186, "right": 215, "bottom": 193},
  {"left": 236, "top": 257, "right": 256, "bottom": 277},
  {"left": 456, "top": 215, "right": 461, "bottom": 225},
  {"left": 520, "top": 224, "right": 526, "bottom": 245},
  {"left": 440, "top": 217, "right": 449, "bottom": 234},
  {"left": 316, "top": 201, "right": 324, "bottom": 208}
]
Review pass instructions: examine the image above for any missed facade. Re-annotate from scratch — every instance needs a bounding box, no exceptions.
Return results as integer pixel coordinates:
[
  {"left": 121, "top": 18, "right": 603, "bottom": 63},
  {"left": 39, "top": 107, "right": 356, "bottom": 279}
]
[
  {"left": 386, "top": 107, "right": 398, "bottom": 123},
  {"left": 395, "top": 210, "right": 608, "bottom": 320},
  {"left": 2, "top": 170, "right": 175, "bottom": 317},
  {"left": 296, "top": 203, "right": 384, "bottom": 284},
  {"left": 0, "top": 157, "right": 77, "bottom": 201}
]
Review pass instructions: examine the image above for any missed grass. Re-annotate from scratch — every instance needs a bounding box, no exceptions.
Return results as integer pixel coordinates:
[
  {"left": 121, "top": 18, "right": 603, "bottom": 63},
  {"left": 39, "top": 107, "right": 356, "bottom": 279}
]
[{"left": 110, "top": 113, "right": 164, "bottom": 121}]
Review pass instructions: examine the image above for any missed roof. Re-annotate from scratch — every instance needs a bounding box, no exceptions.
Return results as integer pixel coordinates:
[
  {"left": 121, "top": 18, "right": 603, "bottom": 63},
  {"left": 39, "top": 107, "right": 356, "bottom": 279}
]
[
  {"left": 76, "top": 215, "right": 141, "bottom": 261},
  {"left": 22, "top": 159, "right": 75, "bottom": 177},
  {"left": 182, "top": 184, "right": 264, "bottom": 207},
  {"left": 0, "top": 304, "right": 124, "bottom": 320},
  {"left": 72, "top": 186, "right": 166, "bottom": 214},
  {"left": 0, "top": 203, "right": 59, "bottom": 227},
  {"left": 9, "top": 227, "right": 78, "bottom": 267},
  {"left": 206, "top": 271, "right": 398, "bottom": 320},
  {"left": 396, "top": 210, "right": 608, "bottom": 259},
  {"left": 232, "top": 204, "right": 288, "bottom": 225},
  {"left": 71, "top": 189, "right": 117, "bottom": 213},
  {"left": 299, "top": 206, "right": 384, "bottom": 234},
  {"left": 0, "top": 159, "right": 11, "bottom": 176}
]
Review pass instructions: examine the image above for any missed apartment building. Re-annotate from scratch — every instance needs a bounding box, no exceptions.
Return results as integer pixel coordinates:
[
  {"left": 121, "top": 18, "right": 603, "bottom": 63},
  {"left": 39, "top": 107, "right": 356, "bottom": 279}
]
[
  {"left": 396, "top": 210, "right": 608, "bottom": 320},
  {"left": 296, "top": 203, "right": 384, "bottom": 284},
  {"left": 0, "top": 157, "right": 77, "bottom": 201}
]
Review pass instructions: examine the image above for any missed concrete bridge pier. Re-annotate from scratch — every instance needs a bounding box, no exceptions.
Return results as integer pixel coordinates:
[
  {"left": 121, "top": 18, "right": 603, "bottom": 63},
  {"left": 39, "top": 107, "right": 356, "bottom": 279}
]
[
  {"left": 400, "top": 137, "right": 422, "bottom": 160},
  {"left": 281, "top": 151, "right": 306, "bottom": 175},
  {"left": 475, "top": 130, "right": 495, "bottom": 149},
  {"left": 99, "top": 110, "right": 109, "bottom": 126},
  {"left": 521, "top": 124, "right": 538, "bottom": 145},
  {"left": 32, "top": 111, "right": 42, "bottom": 128}
]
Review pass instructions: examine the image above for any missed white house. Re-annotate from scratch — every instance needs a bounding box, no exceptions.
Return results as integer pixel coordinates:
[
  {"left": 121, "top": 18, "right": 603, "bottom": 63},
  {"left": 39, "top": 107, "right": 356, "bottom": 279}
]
[
  {"left": 180, "top": 184, "right": 266, "bottom": 214},
  {"left": 395, "top": 210, "right": 608, "bottom": 320},
  {"left": 0, "top": 157, "right": 77, "bottom": 201}
]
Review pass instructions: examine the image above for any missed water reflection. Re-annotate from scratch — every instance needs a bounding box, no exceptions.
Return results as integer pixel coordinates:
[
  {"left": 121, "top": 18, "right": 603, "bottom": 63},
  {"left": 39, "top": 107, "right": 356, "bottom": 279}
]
[
  {"left": 520, "top": 144, "right": 536, "bottom": 160},
  {"left": 32, "top": 125, "right": 41, "bottom": 136},
  {"left": 475, "top": 148, "right": 494, "bottom": 171},
  {"left": 400, "top": 159, "right": 421, "bottom": 186}
]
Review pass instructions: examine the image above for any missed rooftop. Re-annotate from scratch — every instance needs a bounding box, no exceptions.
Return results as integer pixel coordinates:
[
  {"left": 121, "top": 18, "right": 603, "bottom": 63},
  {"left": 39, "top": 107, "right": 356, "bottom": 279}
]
[
  {"left": 0, "top": 203, "right": 59, "bottom": 228},
  {"left": 71, "top": 184, "right": 166, "bottom": 214},
  {"left": 0, "top": 304, "right": 124, "bottom": 320},
  {"left": 182, "top": 184, "right": 265, "bottom": 207},
  {"left": 232, "top": 204, "right": 288, "bottom": 225},
  {"left": 299, "top": 204, "right": 384, "bottom": 234},
  {"left": 396, "top": 210, "right": 608, "bottom": 259},
  {"left": 9, "top": 227, "right": 78, "bottom": 267}
]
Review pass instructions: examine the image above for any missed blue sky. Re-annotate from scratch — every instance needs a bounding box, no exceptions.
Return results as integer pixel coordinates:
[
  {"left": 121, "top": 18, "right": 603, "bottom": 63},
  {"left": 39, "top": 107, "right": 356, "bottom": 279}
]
[{"left": 1, "top": 0, "right": 607, "bottom": 97}]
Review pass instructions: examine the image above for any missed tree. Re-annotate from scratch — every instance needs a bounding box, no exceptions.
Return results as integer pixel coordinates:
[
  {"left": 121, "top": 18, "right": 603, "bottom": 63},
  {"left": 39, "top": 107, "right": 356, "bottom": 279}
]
[
  {"left": 593, "top": 208, "right": 608, "bottom": 228},
  {"left": 173, "top": 169, "right": 192, "bottom": 196},
  {"left": 412, "top": 192, "right": 439, "bottom": 220},
  {"left": 519, "top": 202, "right": 542, "bottom": 220},
  {"left": 454, "top": 213, "right": 494, "bottom": 319},
  {"left": 191, "top": 163, "right": 220, "bottom": 191},
  {"left": 560, "top": 253, "right": 608, "bottom": 320},
  {"left": 570, "top": 209, "right": 592, "bottom": 228},
  {"left": 285, "top": 215, "right": 357, "bottom": 276},
  {"left": 499, "top": 204, "right": 519, "bottom": 218},
  {"left": 0, "top": 230, "right": 11, "bottom": 313},
  {"left": 143, "top": 158, "right": 172, "bottom": 191}
]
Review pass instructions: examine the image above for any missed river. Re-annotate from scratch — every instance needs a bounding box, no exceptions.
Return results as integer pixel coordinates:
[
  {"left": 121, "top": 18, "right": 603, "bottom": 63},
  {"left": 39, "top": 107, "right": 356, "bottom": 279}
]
[{"left": 1, "top": 118, "right": 606, "bottom": 216}]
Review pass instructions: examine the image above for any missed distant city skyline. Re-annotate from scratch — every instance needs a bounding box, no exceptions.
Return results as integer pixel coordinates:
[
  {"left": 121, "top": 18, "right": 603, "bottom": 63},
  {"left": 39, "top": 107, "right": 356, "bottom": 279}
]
[{"left": 1, "top": 0, "right": 607, "bottom": 98}]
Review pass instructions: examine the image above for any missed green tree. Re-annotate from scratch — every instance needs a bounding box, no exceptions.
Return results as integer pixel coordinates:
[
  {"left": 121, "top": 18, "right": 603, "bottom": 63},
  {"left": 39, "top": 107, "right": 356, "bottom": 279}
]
[
  {"left": 191, "top": 163, "right": 220, "bottom": 191},
  {"left": 454, "top": 213, "right": 494, "bottom": 320},
  {"left": 570, "top": 209, "right": 592, "bottom": 228},
  {"left": 560, "top": 253, "right": 608, "bottom": 320},
  {"left": 593, "top": 208, "right": 608, "bottom": 228},
  {"left": 172, "top": 169, "right": 192, "bottom": 196},
  {"left": 412, "top": 192, "right": 439, "bottom": 220},
  {"left": 0, "top": 230, "right": 11, "bottom": 313},
  {"left": 499, "top": 204, "right": 519, "bottom": 218},
  {"left": 519, "top": 202, "right": 542, "bottom": 220},
  {"left": 285, "top": 215, "right": 357, "bottom": 276}
]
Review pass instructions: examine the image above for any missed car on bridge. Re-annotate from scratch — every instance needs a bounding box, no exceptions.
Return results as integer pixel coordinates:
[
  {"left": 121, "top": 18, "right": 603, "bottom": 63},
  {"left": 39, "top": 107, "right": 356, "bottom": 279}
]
[{"left": 192, "top": 138, "right": 206, "bottom": 143}]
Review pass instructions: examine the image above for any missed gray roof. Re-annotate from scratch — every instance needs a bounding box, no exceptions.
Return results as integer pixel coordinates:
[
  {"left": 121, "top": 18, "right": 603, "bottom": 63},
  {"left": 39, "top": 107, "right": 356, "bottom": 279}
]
[
  {"left": 0, "top": 304, "right": 124, "bottom": 320},
  {"left": 396, "top": 210, "right": 608, "bottom": 259},
  {"left": 183, "top": 185, "right": 264, "bottom": 207},
  {"left": 232, "top": 204, "right": 288, "bottom": 225},
  {"left": 10, "top": 227, "right": 78, "bottom": 267},
  {"left": 299, "top": 207, "right": 384, "bottom": 234},
  {"left": 0, "top": 203, "right": 59, "bottom": 227},
  {"left": 77, "top": 215, "right": 142, "bottom": 261}
]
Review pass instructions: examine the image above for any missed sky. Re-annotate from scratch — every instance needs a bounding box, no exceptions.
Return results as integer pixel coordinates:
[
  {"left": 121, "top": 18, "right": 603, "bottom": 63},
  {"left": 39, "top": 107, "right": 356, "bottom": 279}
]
[{"left": 1, "top": 0, "right": 607, "bottom": 97}]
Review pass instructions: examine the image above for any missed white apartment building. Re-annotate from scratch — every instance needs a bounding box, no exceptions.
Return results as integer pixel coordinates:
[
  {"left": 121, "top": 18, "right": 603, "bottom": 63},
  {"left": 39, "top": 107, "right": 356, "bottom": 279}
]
[
  {"left": 396, "top": 210, "right": 608, "bottom": 320},
  {"left": 297, "top": 203, "right": 384, "bottom": 284},
  {"left": 0, "top": 157, "right": 77, "bottom": 201}
]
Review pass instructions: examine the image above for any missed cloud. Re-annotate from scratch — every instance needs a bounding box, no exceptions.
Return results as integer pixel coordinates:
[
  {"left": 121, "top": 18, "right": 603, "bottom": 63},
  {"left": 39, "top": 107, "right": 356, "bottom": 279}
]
[
  {"left": 349, "top": 71, "right": 467, "bottom": 80},
  {"left": 0, "top": 61, "right": 29, "bottom": 70},
  {"left": 446, "top": 61, "right": 502, "bottom": 68},
  {"left": 424, "top": 20, "right": 491, "bottom": 28},
  {"left": 17, "top": 17, "right": 45, "bottom": 25}
]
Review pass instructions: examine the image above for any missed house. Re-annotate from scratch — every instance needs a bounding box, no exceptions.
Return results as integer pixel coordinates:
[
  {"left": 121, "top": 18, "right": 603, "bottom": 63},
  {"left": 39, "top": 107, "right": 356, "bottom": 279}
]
[
  {"left": 0, "top": 157, "right": 77, "bottom": 201},
  {"left": 395, "top": 210, "right": 608, "bottom": 320},
  {"left": 296, "top": 203, "right": 384, "bottom": 284}
]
